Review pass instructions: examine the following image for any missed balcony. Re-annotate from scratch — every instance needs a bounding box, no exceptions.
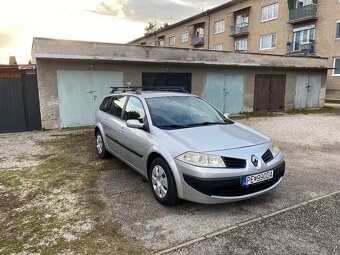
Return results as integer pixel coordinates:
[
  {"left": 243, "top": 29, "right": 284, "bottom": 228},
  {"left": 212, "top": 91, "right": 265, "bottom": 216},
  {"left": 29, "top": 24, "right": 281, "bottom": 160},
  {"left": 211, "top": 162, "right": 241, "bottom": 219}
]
[
  {"left": 288, "top": 4, "right": 318, "bottom": 24},
  {"left": 191, "top": 36, "right": 204, "bottom": 46},
  {"left": 287, "top": 40, "right": 315, "bottom": 55},
  {"left": 230, "top": 24, "right": 249, "bottom": 37}
]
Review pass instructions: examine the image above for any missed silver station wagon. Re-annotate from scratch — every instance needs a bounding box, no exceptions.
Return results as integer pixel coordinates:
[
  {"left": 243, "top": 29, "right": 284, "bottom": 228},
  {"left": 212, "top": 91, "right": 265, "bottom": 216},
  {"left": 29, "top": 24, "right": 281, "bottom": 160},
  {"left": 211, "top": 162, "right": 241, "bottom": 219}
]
[{"left": 94, "top": 87, "right": 285, "bottom": 206}]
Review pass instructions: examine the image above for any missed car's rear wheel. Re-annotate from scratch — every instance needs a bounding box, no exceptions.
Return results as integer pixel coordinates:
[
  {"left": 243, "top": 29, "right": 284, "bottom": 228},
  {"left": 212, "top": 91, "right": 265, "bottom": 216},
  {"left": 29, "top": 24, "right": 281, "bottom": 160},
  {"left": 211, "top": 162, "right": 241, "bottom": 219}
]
[
  {"left": 149, "top": 157, "right": 179, "bottom": 206},
  {"left": 96, "top": 131, "right": 109, "bottom": 159}
]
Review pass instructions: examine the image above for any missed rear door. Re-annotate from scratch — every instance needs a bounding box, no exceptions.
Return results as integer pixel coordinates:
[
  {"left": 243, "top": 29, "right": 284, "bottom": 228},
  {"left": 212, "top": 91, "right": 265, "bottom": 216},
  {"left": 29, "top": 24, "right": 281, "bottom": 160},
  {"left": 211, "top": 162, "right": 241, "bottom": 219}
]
[{"left": 103, "top": 95, "right": 128, "bottom": 154}]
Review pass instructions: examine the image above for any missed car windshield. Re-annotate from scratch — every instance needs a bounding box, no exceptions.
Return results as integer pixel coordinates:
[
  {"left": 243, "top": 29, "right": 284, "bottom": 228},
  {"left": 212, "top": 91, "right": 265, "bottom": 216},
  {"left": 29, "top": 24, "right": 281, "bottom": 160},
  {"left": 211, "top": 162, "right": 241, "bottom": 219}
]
[{"left": 146, "top": 96, "right": 233, "bottom": 129}]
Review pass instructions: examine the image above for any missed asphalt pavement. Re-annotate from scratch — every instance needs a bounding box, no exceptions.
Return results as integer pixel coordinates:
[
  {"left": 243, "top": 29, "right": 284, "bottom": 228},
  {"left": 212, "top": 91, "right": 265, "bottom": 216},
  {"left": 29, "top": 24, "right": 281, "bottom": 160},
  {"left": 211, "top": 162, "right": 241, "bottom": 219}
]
[{"left": 98, "top": 114, "right": 340, "bottom": 254}]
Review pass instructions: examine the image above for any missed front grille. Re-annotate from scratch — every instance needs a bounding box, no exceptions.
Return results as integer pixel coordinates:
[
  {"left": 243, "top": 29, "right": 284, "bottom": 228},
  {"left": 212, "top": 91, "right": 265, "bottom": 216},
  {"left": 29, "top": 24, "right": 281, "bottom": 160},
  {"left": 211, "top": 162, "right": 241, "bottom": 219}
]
[
  {"left": 183, "top": 161, "right": 285, "bottom": 197},
  {"left": 262, "top": 149, "right": 274, "bottom": 163},
  {"left": 222, "top": 157, "right": 246, "bottom": 168}
]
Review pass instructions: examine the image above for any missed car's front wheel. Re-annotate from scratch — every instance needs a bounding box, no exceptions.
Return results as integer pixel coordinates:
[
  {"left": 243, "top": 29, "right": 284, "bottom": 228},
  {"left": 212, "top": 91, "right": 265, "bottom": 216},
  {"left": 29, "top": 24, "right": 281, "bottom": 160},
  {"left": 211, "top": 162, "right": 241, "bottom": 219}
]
[
  {"left": 149, "top": 157, "right": 179, "bottom": 206},
  {"left": 95, "top": 131, "right": 109, "bottom": 159}
]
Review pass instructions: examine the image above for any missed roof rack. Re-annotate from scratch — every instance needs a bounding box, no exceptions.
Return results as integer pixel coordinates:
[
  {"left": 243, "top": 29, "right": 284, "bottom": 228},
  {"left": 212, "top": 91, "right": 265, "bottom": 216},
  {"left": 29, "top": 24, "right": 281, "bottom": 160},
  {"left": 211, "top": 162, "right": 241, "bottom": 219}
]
[{"left": 110, "top": 86, "right": 189, "bottom": 94}]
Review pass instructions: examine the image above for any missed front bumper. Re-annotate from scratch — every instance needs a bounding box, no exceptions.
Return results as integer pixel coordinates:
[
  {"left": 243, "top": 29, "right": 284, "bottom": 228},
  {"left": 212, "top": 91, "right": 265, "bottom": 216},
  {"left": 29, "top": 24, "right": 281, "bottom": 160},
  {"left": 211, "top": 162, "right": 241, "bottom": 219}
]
[
  {"left": 173, "top": 144, "right": 285, "bottom": 204},
  {"left": 183, "top": 161, "right": 285, "bottom": 197}
]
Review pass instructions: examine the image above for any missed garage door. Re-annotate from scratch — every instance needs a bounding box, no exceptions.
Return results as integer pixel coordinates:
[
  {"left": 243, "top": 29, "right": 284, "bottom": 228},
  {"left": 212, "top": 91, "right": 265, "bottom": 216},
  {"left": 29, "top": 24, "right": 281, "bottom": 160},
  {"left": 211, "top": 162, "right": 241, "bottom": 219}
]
[
  {"left": 142, "top": 73, "right": 192, "bottom": 93},
  {"left": 57, "top": 70, "right": 123, "bottom": 128},
  {"left": 0, "top": 72, "right": 41, "bottom": 133},
  {"left": 204, "top": 73, "right": 244, "bottom": 114},
  {"left": 254, "top": 75, "right": 286, "bottom": 112},
  {"left": 295, "top": 75, "right": 321, "bottom": 109}
]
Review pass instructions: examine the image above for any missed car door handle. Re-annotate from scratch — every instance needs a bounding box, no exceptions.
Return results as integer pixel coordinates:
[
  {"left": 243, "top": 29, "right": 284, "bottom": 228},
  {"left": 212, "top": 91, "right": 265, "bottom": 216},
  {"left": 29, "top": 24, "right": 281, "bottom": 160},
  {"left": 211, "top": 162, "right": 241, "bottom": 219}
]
[{"left": 118, "top": 127, "right": 124, "bottom": 133}]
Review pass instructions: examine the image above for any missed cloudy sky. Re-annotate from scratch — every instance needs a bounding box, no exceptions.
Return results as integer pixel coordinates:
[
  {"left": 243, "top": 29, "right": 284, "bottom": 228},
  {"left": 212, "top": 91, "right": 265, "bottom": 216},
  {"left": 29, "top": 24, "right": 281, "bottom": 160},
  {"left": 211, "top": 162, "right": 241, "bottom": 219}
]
[{"left": 0, "top": 0, "right": 228, "bottom": 64}]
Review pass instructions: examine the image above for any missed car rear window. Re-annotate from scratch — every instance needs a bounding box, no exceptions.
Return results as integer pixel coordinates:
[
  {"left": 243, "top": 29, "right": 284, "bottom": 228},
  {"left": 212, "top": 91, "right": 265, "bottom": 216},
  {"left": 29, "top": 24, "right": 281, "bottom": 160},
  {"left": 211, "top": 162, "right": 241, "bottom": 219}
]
[{"left": 99, "top": 97, "right": 112, "bottom": 112}]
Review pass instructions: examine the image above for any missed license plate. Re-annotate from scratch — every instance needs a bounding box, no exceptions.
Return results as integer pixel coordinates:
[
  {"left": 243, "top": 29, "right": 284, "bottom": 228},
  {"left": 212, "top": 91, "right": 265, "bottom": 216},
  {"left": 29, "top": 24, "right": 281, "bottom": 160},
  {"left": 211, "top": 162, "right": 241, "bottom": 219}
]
[{"left": 242, "top": 170, "right": 274, "bottom": 186}]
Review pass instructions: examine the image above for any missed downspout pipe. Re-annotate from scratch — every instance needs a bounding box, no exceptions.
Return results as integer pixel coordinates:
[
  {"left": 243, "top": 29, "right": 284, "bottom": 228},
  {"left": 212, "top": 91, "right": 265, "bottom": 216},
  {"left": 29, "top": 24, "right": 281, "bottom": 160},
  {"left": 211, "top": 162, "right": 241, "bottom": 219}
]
[{"left": 207, "top": 11, "right": 211, "bottom": 50}]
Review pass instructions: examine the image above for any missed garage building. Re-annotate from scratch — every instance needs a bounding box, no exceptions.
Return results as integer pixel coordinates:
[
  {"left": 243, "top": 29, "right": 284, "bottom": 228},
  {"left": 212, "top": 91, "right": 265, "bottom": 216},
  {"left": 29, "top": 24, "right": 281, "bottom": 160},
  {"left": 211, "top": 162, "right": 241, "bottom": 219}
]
[{"left": 31, "top": 38, "right": 329, "bottom": 129}]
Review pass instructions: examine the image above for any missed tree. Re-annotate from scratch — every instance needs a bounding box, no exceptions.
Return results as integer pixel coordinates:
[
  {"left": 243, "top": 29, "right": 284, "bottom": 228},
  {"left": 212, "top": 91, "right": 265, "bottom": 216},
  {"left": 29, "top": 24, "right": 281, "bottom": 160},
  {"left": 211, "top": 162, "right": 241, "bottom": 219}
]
[
  {"left": 144, "top": 22, "right": 158, "bottom": 35},
  {"left": 144, "top": 22, "right": 171, "bottom": 35}
]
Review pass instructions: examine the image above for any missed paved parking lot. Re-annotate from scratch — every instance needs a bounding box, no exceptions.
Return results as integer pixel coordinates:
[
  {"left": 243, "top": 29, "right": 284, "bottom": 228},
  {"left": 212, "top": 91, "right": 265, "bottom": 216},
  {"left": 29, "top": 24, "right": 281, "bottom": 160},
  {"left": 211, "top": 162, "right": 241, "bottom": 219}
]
[
  {"left": 98, "top": 113, "right": 340, "bottom": 254},
  {"left": 1, "top": 113, "right": 339, "bottom": 254}
]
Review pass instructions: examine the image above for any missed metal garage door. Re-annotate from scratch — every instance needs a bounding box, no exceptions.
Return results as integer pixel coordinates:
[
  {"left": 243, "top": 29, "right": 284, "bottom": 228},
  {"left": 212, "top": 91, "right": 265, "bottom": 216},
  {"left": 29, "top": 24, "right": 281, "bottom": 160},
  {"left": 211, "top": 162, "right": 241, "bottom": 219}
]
[
  {"left": 57, "top": 70, "right": 123, "bottom": 128},
  {"left": 254, "top": 75, "right": 286, "bottom": 112},
  {"left": 0, "top": 72, "right": 41, "bottom": 133},
  {"left": 295, "top": 75, "right": 321, "bottom": 109},
  {"left": 204, "top": 73, "right": 244, "bottom": 114},
  {"left": 142, "top": 73, "right": 192, "bottom": 92}
]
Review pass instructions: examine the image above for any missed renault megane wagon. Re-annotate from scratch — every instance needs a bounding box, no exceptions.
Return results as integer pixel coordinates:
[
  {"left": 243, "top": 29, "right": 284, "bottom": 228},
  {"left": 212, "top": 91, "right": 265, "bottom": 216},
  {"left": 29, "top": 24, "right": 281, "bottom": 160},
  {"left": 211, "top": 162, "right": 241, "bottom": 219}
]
[{"left": 94, "top": 87, "right": 285, "bottom": 206}]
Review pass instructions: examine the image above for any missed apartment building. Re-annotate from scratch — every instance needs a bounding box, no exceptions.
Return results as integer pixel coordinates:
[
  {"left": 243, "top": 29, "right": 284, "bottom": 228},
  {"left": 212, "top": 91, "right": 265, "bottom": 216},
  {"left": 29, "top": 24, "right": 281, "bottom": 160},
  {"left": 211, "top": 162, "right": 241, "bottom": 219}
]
[{"left": 129, "top": 0, "right": 340, "bottom": 98}]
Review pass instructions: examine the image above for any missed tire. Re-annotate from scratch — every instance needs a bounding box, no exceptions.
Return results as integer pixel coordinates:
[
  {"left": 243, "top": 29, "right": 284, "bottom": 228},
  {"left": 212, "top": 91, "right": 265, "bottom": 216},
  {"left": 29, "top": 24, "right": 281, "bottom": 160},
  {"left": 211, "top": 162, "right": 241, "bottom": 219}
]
[
  {"left": 149, "top": 157, "right": 179, "bottom": 206},
  {"left": 95, "top": 131, "right": 110, "bottom": 159}
]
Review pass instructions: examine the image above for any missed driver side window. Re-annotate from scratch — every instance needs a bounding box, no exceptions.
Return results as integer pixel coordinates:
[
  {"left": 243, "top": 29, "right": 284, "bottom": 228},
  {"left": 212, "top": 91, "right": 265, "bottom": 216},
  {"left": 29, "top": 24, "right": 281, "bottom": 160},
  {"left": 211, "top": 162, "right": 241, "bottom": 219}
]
[{"left": 123, "top": 97, "right": 146, "bottom": 123}]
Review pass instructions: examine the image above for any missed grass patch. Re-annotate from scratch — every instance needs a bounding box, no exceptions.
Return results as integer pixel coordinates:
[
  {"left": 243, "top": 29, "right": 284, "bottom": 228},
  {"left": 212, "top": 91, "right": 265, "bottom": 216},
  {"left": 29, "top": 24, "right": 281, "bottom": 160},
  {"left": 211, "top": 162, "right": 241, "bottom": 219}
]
[
  {"left": 232, "top": 107, "right": 335, "bottom": 120},
  {"left": 14, "top": 154, "right": 31, "bottom": 162},
  {"left": 325, "top": 99, "right": 340, "bottom": 104},
  {"left": 0, "top": 131, "right": 149, "bottom": 254}
]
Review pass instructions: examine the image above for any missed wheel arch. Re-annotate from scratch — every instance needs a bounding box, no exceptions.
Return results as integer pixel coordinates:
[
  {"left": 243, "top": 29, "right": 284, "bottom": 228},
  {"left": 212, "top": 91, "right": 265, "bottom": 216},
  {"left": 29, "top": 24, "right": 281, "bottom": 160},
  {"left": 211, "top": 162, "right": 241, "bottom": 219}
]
[{"left": 146, "top": 151, "right": 184, "bottom": 199}]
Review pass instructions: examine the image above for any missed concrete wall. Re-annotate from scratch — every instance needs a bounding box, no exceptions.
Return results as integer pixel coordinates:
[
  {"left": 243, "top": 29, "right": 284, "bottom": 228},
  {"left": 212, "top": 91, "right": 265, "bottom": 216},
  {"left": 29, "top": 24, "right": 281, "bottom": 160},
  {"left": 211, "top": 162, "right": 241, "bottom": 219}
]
[{"left": 35, "top": 59, "right": 327, "bottom": 129}]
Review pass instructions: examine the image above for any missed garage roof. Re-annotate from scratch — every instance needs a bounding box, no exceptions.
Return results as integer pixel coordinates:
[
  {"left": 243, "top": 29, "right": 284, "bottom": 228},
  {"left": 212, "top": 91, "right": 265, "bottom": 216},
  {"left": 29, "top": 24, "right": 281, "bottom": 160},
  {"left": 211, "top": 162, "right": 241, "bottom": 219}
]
[{"left": 32, "top": 37, "right": 329, "bottom": 70}]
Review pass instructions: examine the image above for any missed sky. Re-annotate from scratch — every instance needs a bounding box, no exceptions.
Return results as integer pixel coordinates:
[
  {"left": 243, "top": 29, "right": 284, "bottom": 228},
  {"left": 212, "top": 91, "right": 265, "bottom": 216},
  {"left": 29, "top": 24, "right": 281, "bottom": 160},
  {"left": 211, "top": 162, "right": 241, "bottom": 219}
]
[{"left": 0, "top": 0, "right": 228, "bottom": 64}]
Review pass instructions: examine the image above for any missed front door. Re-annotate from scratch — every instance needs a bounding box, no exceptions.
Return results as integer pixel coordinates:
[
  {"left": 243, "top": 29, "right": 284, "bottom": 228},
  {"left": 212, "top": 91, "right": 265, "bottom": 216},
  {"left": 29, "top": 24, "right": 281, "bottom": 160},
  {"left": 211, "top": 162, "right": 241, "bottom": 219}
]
[{"left": 204, "top": 73, "right": 244, "bottom": 114}]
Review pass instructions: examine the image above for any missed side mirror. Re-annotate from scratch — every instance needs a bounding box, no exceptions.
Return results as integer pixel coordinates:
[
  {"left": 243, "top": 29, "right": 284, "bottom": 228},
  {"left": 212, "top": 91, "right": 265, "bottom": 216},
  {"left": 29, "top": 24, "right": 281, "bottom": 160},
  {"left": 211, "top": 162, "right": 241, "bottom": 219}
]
[
  {"left": 126, "top": 119, "right": 144, "bottom": 129},
  {"left": 223, "top": 113, "right": 230, "bottom": 119}
]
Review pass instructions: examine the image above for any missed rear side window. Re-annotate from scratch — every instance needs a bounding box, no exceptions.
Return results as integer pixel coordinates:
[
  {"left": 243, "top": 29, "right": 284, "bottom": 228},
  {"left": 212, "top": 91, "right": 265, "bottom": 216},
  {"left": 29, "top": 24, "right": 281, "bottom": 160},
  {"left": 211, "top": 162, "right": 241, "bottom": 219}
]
[
  {"left": 108, "top": 96, "right": 128, "bottom": 118},
  {"left": 123, "top": 97, "right": 146, "bottom": 123},
  {"left": 99, "top": 97, "right": 112, "bottom": 112}
]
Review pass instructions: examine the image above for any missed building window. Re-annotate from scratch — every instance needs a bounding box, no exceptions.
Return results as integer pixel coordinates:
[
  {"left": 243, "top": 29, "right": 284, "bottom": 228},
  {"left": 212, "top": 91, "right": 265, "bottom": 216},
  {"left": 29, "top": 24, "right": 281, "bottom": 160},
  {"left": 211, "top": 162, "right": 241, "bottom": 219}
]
[
  {"left": 181, "top": 32, "right": 189, "bottom": 43},
  {"left": 214, "top": 20, "right": 225, "bottom": 34},
  {"left": 235, "top": 39, "right": 248, "bottom": 51},
  {"left": 262, "top": 3, "right": 279, "bottom": 22},
  {"left": 295, "top": 0, "right": 314, "bottom": 8},
  {"left": 213, "top": 43, "right": 224, "bottom": 51},
  {"left": 293, "top": 25, "right": 315, "bottom": 52},
  {"left": 236, "top": 13, "right": 249, "bottom": 27},
  {"left": 333, "top": 58, "right": 340, "bottom": 76},
  {"left": 260, "top": 33, "right": 277, "bottom": 50},
  {"left": 169, "top": 36, "right": 176, "bottom": 46},
  {"left": 158, "top": 39, "right": 164, "bottom": 47},
  {"left": 336, "top": 20, "right": 340, "bottom": 39}
]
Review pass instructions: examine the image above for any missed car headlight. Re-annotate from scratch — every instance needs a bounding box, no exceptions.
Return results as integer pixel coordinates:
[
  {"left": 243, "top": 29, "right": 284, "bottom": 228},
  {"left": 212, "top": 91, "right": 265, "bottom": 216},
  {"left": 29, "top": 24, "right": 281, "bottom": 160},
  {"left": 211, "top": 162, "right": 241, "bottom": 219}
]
[
  {"left": 269, "top": 142, "right": 281, "bottom": 158},
  {"left": 177, "top": 152, "right": 226, "bottom": 168}
]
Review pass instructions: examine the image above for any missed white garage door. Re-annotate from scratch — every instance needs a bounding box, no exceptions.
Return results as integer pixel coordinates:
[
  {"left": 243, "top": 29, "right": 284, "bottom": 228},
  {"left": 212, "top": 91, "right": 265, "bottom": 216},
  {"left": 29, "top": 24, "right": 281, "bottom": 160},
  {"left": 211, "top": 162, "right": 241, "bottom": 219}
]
[{"left": 57, "top": 70, "right": 123, "bottom": 128}]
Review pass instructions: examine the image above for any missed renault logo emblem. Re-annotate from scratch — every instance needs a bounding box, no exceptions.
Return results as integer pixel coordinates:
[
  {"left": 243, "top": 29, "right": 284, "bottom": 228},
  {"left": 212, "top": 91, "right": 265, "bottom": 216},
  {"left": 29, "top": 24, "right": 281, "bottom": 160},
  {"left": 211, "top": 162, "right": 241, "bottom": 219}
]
[{"left": 251, "top": 155, "right": 259, "bottom": 167}]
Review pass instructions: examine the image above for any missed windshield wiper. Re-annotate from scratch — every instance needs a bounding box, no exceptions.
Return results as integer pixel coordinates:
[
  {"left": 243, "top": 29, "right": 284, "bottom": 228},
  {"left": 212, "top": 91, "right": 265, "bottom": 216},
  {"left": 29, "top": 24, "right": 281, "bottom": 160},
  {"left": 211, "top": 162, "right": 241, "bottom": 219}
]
[
  {"left": 157, "top": 124, "right": 189, "bottom": 129},
  {"left": 188, "top": 122, "right": 225, "bottom": 127}
]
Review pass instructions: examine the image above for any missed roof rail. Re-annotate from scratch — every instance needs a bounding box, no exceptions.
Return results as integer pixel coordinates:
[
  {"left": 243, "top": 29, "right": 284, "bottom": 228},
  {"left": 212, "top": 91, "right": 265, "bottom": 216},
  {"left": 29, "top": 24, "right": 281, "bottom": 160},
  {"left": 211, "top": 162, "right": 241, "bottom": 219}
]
[{"left": 110, "top": 86, "right": 189, "bottom": 94}]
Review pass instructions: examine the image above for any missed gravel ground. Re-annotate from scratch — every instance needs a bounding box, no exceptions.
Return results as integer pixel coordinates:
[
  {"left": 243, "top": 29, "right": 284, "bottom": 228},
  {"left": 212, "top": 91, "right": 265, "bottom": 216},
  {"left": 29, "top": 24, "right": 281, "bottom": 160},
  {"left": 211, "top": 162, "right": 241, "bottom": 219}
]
[
  {"left": 1, "top": 113, "right": 339, "bottom": 254},
  {"left": 0, "top": 130, "right": 88, "bottom": 169}
]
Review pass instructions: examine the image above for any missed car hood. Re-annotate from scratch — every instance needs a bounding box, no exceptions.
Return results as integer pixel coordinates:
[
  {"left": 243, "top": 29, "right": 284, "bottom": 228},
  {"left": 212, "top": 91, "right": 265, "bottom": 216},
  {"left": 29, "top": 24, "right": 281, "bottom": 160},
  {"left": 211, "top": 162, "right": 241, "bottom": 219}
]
[{"left": 163, "top": 123, "right": 270, "bottom": 152}]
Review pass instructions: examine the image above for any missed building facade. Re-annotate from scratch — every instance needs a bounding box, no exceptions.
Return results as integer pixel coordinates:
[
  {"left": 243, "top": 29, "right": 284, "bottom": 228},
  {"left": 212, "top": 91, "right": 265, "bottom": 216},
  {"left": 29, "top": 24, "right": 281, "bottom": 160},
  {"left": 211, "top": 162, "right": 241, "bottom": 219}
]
[
  {"left": 129, "top": 0, "right": 340, "bottom": 99},
  {"left": 32, "top": 38, "right": 328, "bottom": 129}
]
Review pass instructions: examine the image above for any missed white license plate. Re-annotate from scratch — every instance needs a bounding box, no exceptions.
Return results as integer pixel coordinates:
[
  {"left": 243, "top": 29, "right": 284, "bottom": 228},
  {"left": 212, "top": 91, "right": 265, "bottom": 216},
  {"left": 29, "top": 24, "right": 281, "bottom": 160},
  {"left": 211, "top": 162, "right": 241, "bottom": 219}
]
[{"left": 242, "top": 170, "right": 274, "bottom": 186}]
